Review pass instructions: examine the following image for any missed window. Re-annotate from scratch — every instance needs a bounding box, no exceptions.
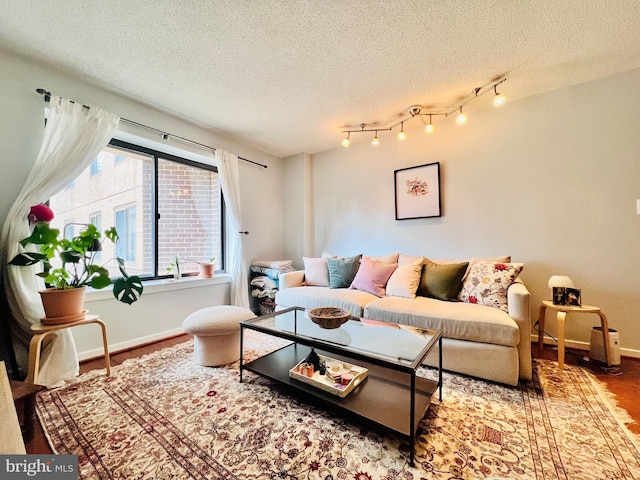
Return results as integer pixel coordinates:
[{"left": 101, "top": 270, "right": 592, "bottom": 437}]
[
  {"left": 115, "top": 206, "right": 136, "bottom": 262},
  {"left": 89, "top": 212, "right": 103, "bottom": 261},
  {"left": 89, "top": 158, "right": 103, "bottom": 176},
  {"left": 63, "top": 220, "right": 75, "bottom": 240},
  {"left": 48, "top": 139, "right": 223, "bottom": 280}
]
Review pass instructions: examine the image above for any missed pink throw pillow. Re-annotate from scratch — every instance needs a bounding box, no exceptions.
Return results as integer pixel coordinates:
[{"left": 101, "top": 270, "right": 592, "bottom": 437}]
[{"left": 350, "top": 258, "right": 397, "bottom": 297}]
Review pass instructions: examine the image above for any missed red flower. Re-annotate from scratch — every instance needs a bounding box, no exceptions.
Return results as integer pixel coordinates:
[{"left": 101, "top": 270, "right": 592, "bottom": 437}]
[
  {"left": 309, "top": 461, "right": 320, "bottom": 471},
  {"left": 493, "top": 263, "right": 508, "bottom": 271},
  {"left": 29, "top": 204, "right": 54, "bottom": 223},
  {"left": 468, "top": 296, "right": 478, "bottom": 304}
]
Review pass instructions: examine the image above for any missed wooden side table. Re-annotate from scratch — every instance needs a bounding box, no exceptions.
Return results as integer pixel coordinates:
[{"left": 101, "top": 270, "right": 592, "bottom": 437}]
[
  {"left": 1, "top": 361, "right": 26, "bottom": 453},
  {"left": 10, "top": 379, "right": 45, "bottom": 442},
  {"left": 27, "top": 314, "right": 111, "bottom": 385},
  {"left": 538, "top": 300, "right": 612, "bottom": 369}
]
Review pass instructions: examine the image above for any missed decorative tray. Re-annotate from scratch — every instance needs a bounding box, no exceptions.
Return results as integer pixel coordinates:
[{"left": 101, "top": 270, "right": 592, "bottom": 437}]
[{"left": 289, "top": 354, "right": 368, "bottom": 398}]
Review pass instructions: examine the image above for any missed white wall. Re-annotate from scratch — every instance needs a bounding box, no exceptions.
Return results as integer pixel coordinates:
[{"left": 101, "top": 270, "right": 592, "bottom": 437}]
[
  {"left": 0, "top": 49, "right": 284, "bottom": 363},
  {"left": 284, "top": 68, "right": 640, "bottom": 356}
]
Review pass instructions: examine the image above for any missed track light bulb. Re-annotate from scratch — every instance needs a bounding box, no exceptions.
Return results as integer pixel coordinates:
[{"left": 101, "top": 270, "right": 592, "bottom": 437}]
[
  {"left": 456, "top": 107, "right": 467, "bottom": 125},
  {"left": 493, "top": 85, "right": 506, "bottom": 107},
  {"left": 397, "top": 123, "right": 406, "bottom": 142},
  {"left": 425, "top": 115, "right": 434, "bottom": 134},
  {"left": 341, "top": 133, "right": 350, "bottom": 148},
  {"left": 371, "top": 133, "right": 380, "bottom": 147}
]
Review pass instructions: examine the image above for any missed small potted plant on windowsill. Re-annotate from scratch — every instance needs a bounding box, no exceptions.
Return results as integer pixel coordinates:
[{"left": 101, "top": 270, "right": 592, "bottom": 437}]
[
  {"left": 166, "top": 256, "right": 181, "bottom": 281},
  {"left": 9, "top": 221, "right": 143, "bottom": 324},
  {"left": 198, "top": 257, "right": 216, "bottom": 278}
]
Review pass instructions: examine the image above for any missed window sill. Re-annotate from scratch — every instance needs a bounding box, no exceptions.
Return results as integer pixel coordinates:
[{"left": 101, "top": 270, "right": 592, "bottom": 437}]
[{"left": 84, "top": 274, "right": 231, "bottom": 303}]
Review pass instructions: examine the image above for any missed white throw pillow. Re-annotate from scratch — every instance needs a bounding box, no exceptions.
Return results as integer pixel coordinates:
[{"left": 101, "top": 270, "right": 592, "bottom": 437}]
[
  {"left": 303, "top": 257, "right": 330, "bottom": 286},
  {"left": 385, "top": 259, "right": 424, "bottom": 298}
]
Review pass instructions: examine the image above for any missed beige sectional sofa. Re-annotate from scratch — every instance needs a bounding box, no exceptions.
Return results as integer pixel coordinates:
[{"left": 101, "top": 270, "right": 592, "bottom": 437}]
[{"left": 275, "top": 255, "right": 532, "bottom": 386}]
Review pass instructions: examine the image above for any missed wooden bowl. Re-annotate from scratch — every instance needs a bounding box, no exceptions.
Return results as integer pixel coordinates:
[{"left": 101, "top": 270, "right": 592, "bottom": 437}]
[{"left": 308, "top": 307, "right": 351, "bottom": 329}]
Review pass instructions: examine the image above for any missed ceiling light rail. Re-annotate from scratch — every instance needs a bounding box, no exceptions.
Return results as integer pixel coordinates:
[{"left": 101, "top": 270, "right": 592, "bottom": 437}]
[
  {"left": 36, "top": 88, "right": 268, "bottom": 169},
  {"left": 340, "top": 78, "right": 507, "bottom": 148}
]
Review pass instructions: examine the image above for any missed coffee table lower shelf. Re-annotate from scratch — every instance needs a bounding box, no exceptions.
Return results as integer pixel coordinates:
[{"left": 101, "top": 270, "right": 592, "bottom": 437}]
[{"left": 241, "top": 343, "right": 438, "bottom": 442}]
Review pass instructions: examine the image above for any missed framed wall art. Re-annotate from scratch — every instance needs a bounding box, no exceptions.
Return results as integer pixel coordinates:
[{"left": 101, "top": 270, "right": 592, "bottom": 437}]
[{"left": 394, "top": 162, "right": 441, "bottom": 220}]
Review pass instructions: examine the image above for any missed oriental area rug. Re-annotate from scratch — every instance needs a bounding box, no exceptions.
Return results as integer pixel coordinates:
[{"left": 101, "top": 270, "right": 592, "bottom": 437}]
[{"left": 37, "top": 331, "right": 640, "bottom": 480}]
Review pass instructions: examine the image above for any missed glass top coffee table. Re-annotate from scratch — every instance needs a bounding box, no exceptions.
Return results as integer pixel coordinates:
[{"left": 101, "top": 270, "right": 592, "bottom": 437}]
[{"left": 240, "top": 306, "right": 442, "bottom": 466}]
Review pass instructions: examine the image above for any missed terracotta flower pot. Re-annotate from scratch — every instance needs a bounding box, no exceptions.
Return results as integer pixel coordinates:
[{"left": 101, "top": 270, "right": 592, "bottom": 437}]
[
  {"left": 39, "top": 286, "right": 87, "bottom": 325},
  {"left": 198, "top": 263, "right": 215, "bottom": 278}
]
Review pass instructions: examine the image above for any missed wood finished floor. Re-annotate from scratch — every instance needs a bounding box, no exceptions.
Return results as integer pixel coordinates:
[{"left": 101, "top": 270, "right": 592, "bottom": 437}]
[{"left": 23, "top": 336, "right": 640, "bottom": 454}]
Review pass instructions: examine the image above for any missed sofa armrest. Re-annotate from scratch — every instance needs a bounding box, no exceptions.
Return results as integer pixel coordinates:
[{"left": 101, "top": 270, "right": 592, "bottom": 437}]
[
  {"left": 278, "top": 270, "right": 305, "bottom": 290},
  {"left": 508, "top": 278, "right": 532, "bottom": 381}
]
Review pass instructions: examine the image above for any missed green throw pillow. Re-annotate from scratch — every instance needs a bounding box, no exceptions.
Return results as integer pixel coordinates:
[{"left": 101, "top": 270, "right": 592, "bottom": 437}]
[
  {"left": 327, "top": 255, "right": 362, "bottom": 288},
  {"left": 417, "top": 259, "right": 469, "bottom": 301}
]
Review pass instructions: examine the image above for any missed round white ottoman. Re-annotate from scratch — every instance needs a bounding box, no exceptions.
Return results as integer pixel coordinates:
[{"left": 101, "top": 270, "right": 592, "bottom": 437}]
[{"left": 182, "top": 305, "right": 256, "bottom": 366}]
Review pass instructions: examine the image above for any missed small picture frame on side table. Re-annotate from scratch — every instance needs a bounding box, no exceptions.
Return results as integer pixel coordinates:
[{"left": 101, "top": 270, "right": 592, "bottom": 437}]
[
  {"left": 552, "top": 287, "right": 582, "bottom": 306},
  {"left": 566, "top": 287, "right": 581, "bottom": 306}
]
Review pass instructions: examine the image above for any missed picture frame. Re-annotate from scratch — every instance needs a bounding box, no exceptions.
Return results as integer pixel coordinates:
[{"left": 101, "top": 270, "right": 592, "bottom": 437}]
[
  {"left": 394, "top": 162, "right": 441, "bottom": 220},
  {"left": 552, "top": 287, "right": 582, "bottom": 307}
]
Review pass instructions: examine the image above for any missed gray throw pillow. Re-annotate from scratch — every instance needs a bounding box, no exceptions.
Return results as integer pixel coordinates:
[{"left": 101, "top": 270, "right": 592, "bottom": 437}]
[{"left": 327, "top": 255, "right": 362, "bottom": 289}]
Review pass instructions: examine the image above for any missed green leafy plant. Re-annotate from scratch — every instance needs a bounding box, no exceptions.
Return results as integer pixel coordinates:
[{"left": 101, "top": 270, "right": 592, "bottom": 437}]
[
  {"left": 166, "top": 256, "right": 181, "bottom": 277},
  {"left": 9, "top": 221, "right": 143, "bottom": 305}
]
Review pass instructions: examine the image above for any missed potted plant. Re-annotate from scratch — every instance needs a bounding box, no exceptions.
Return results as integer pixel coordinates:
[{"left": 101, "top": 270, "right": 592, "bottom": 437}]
[
  {"left": 166, "top": 256, "right": 181, "bottom": 280},
  {"left": 198, "top": 257, "right": 216, "bottom": 278},
  {"left": 9, "top": 221, "right": 143, "bottom": 324}
]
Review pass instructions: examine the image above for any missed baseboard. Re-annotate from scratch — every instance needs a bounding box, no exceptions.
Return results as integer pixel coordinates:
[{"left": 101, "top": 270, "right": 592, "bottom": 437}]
[
  {"left": 531, "top": 334, "right": 640, "bottom": 359},
  {"left": 78, "top": 327, "right": 186, "bottom": 361}
]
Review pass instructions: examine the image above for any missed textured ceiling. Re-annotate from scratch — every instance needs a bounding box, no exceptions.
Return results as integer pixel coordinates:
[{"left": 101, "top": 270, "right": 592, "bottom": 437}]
[{"left": 2, "top": 0, "right": 640, "bottom": 157}]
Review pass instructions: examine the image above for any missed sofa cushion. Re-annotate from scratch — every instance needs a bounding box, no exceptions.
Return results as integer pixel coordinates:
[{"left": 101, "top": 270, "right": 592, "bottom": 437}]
[
  {"left": 386, "top": 259, "right": 423, "bottom": 298},
  {"left": 458, "top": 260, "right": 524, "bottom": 311},
  {"left": 275, "top": 286, "right": 378, "bottom": 317},
  {"left": 364, "top": 296, "right": 519, "bottom": 347},
  {"left": 302, "top": 257, "right": 329, "bottom": 286},
  {"left": 350, "top": 258, "right": 397, "bottom": 297},
  {"left": 365, "top": 253, "right": 399, "bottom": 264},
  {"left": 398, "top": 253, "right": 425, "bottom": 266},
  {"left": 327, "top": 254, "right": 362, "bottom": 288},
  {"left": 417, "top": 258, "right": 469, "bottom": 301}
]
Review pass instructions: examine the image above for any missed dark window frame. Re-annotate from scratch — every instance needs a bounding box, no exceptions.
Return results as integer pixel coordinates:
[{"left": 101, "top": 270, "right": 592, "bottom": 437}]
[{"left": 109, "top": 138, "right": 225, "bottom": 280}]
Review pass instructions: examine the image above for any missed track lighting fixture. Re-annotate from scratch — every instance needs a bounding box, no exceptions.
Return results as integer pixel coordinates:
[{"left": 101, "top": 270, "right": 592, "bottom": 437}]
[
  {"left": 397, "top": 122, "right": 407, "bottom": 141},
  {"left": 455, "top": 106, "right": 467, "bottom": 125},
  {"left": 493, "top": 85, "right": 507, "bottom": 107},
  {"left": 339, "top": 77, "right": 506, "bottom": 147}
]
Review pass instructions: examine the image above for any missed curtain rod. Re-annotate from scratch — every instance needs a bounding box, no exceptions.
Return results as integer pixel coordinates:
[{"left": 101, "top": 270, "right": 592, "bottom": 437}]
[{"left": 36, "top": 88, "right": 268, "bottom": 169}]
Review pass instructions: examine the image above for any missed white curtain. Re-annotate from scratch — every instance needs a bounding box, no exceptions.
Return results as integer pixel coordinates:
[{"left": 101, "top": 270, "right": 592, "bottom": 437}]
[
  {"left": 215, "top": 149, "right": 250, "bottom": 308},
  {"left": 0, "top": 96, "right": 119, "bottom": 387}
]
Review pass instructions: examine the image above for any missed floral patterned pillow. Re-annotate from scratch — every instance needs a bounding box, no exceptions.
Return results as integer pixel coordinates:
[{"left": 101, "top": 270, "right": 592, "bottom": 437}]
[{"left": 458, "top": 261, "right": 524, "bottom": 311}]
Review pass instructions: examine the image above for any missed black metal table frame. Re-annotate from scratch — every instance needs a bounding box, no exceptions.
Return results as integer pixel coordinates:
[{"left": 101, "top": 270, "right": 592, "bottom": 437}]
[{"left": 239, "top": 307, "right": 443, "bottom": 466}]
